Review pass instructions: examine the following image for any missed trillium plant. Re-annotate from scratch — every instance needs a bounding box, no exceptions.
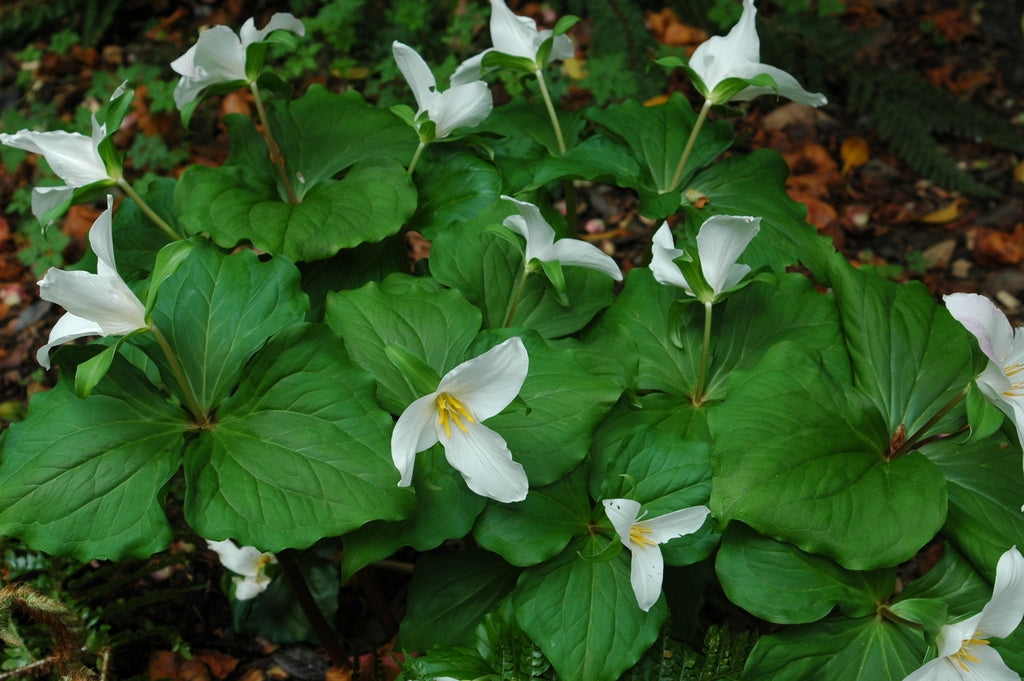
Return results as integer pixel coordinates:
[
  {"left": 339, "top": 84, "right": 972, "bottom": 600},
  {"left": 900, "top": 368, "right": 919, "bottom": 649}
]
[{"left": 2, "top": 2, "right": 1022, "bottom": 680}]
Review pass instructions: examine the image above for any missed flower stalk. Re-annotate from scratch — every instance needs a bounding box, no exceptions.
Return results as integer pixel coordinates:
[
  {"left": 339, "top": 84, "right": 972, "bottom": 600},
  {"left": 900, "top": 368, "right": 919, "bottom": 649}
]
[
  {"left": 276, "top": 549, "right": 350, "bottom": 671},
  {"left": 407, "top": 141, "right": 426, "bottom": 175},
  {"left": 250, "top": 82, "right": 299, "bottom": 205},
  {"left": 668, "top": 99, "right": 712, "bottom": 193},
  {"left": 693, "top": 301, "right": 714, "bottom": 406},
  {"left": 115, "top": 178, "right": 181, "bottom": 241},
  {"left": 149, "top": 324, "right": 207, "bottom": 426},
  {"left": 889, "top": 385, "right": 970, "bottom": 460}
]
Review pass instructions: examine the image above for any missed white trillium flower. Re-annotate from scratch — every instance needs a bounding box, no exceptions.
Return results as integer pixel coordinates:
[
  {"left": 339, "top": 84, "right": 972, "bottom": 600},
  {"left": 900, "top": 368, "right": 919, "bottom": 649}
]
[
  {"left": 650, "top": 216, "right": 760, "bottom": 303},
  {"left": 392, "top": 41, "right": 493, "bottom": 142},
  {"left": 945, "top": 292, "right": 1024, "bottom": 452},
  {"left": 688, "top": 0, "right": 826, "bottom": 106},
  {"left": 502, "top": 195, "right": 622, "bottom": 281},
  {"left": 207, "top": 539, "right": 277, "bottom": 601},
  {"left": 170, "top": 13, "right": 306, "bottom": 109},
  {"left": 453, "top": 0, "right": 574, "bottom": 81},
  {"left": 902, "top": 546, "right": 1024, "bottom": 681},
  {"left": 603, "top": 499, "right": 710, "bottom": 612},
  {"left": 36, "top": 195, "right": 147, "bottom": 369},
  {"left": 0, "top": 115, "right": 115, "bottom": 223},
  {"left": 391, "top": 337, "right": 530, "bottom": 503}
]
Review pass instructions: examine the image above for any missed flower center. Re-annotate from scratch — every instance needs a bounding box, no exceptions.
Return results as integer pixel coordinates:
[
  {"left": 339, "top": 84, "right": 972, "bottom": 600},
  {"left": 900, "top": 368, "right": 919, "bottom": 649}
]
[
  {"left": 436, "top": 392, "right": 474, "bottom": 438},
  {"left": 629, "top": 524, "right": 657, "bottom": 549},
  {"left": 1004, "top": 364, "right": 1024, "bottom": 397},
  {"left": 951, "top": 636, "right": 990, "bottom": 671}
]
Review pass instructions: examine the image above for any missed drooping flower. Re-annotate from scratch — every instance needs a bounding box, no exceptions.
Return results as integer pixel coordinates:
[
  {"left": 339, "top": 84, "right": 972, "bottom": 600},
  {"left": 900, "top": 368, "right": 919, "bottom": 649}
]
[
  {"left": 502, "top": 195, "right": 622, "bottom": 281},
  {"left": 36, "top": 195, "right": 148, "bottom": 369},
  {"left": 207, "top": 539, "right": 278, "bottom": 601},
  {"left": 902, "top": 546, "right": 1024, "bottom": 681},
  {"left": 603, "top": 498, "right": 710, "bottom": 612},
  {"left": 391, "top": 337, "right": 530, "bottom": 503},
  {"left": 170, "top": 13, "right": 305, "bottom": 109},
  {"left": 687, "top": 0, "right": 826, "bottom": 106},
  {"left": 650, "top": 216, "right": 760, "bottom": 304},
  {"left": 0, "top": 115, "right": 117, "bottom": 225},
  {"left": 945, "top": 292, "right": 1024, "bottom": 452},
  {"left": 392, "top": 41, "right": 493, "bottom": 142}
]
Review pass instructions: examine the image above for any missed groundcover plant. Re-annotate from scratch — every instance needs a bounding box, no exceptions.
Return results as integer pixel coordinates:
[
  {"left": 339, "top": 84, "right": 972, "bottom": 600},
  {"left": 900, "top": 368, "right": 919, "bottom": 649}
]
[{"left": 2, "top": 1, "right": 1023, "bottom": 680}]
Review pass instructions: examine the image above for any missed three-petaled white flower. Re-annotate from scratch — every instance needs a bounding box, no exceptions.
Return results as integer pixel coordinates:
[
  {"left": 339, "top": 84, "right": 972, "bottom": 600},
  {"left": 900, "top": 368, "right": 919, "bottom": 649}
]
[
  {"left": 650, "top": 216, "right": 760, "bottom": 304},
  {"left": 0, "top": 116, "right": 116, "bottom": 225},
  {"left": 207, "top": 539, "right": 278, "bottom": 601},
  {"left": 902, "top": 546, "right": 1024, "bottom": 681},
  {"left": 391, "top": 337, "right": 530, "bottom": 503},
  {"left": 603, "top": 498, "right": 710, "bottom": 612},
  {"left": 945, "top": 292, "right": 1024, "bottom": 453},
  {"left": 392, "top": 41, "right": 493, "bottom": 142},
  {"left": 688, "top": 0, "right": 826, "bottom": 107},
  {"left": 170, "top": 13, "right": 305, "bottom": 109},
  {"left": 502, "top": 195, "right": 622, "bottom": 281},
  {"left": 36, "top": 195, "right": 147, "bottom": 369}
]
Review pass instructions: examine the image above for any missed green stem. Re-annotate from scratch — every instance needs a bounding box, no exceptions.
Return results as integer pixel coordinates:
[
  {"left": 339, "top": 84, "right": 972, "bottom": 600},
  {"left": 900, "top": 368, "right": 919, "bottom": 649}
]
[
  {"left": 149, "top": 324, "right": 206, "bottom": 425},
  {"left": 563, "top": 180, "right": 577, "bottom": 235},
  {"left": 692, "top": 301, "right": 713, "bottom": 406},
  {"left": 668, "top": 98, "right": 712, "bottom": 193},
  {"left": 116, "top": 178, "right": 180, "bottom": 241},
  {"left": 407, "top": 141, "right": 427, "bottom": 175},
  {"left": 277, "top": 550, "right": 350, "bottom": 670},
  {"left": 250, "top": 82, "right": 299, "bottom": 205},
  {"left": 534, "top": 69, "right": 566, "bottom": 155},
  {"left": 890, "top": 386, "right": 970, "bottom": 460},
  {"left": 504, "top": 269, "right": 531, "bottom": 328}
]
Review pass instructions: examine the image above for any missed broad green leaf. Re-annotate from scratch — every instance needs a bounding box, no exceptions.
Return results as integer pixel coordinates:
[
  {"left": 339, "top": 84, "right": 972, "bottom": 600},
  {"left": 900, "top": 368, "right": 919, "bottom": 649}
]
[
  {"left": 113, "top": 175, "right": 179, "bottom": 280},
  {"left": 524, "top": 134, "right": 643, "bottom": 190},
  {"left": 896, "top": 542, "right": 989, "bottom": 619},
  {"left": 399, "top": 549, "right": 520, "bottom": 650},
  {"left": 324, "top": 274, "right": 482, "bottom": 414},
  {"left": 184, "top": 324, "right": 412, "bottom": 551},
  {"left": 514, "top": 536, "right": 665, "bottom": 681},
  {"left": 474, "top": 464, "right": 592, "bottom": 566},
  {"left": 715, "top": 523, "right": 892, "bottom": 624},
  {"left": 143, "top": 242, "right": 309, "bottom": 413},
  {"left": 586, "top": 94, "right": 734, "bottom": 208},
  {"left": 828, "top": 256, "right": 973, "bottom": 437},
  {"left": 678, "top": 149, "right": 833, "bottom": 275},
  {"left": 742, "top": 616, "right": 924, "bottom": 681},
  {"left": 478, "top": 98, "right": 586, "bottom": 157},
  {"left": 298, "top": 234, "right": 409, "bottom": 321},
  {"left": 407, "top": 147, "right": 502, "bottom": 240},
  {"left": 710, "top": 341, "right": 947, "bottom": 570},
  {"left": 0, "top": 349, "right": 186, "bottom": 560}
]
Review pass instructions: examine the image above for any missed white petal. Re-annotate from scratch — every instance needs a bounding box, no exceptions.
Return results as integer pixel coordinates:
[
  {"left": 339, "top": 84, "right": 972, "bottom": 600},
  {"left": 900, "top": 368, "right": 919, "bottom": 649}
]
[
  {"left": 643, "top": 505, "right": 710, "bottom": 544},
  {"left": 31, "top": 185, "right": 77, "bottom": 223},
  {"left": 191, "top": 25, "right": 248, "bottom": 84},
  {"left": 726, "top": 63, "right": 827, "bottom": 106},
  {"left": 393, "top": 41, "right": 438, "bottom": 111},
  {"left": 170, "top": 44, "right": 200, "bottom": 78},
  {"left": 688, "top": 0, "right": 760, "bottom": 92},
  {"left": 900, "top": 657, "right": 956, "bottom": 681},
  {"left": 695, "top": 215, "right": 760, "bottom": 295},
  {"left": 538, "top": 30, "right": 574, "bottom": 62},
  {"left": 977, "top": 546, "right": 1024, "bottom": 639},
  {"left": 502, "top": 195, "right": 556, "bottom": 261},
  {"left": 391, "top": 393, "right": 442, "bottom": 486},
  {"left": 936, "top": 616, "right": 982, "bottom": 658},
  {"left": 629, "top": 539, "right": 665, "bottom": 612},
  {"left": 0, "top": 129, "right": 108, "bottom": 186},
  {"left": 603, "top": 498, "right": 641, "bottom": 550},
  {"left": 38, "top": 267, "right": 146, "bottom": 336},
  {"left": 963, "top": 644, "right": 1020, "bottom": 681},
  {"left": 428, "top": 81, "right": 493, "bottom": 139},
  {"left": 208, "top": 539, "right": 265, "bottom": 577},
  {"left": 944, "top": 293, "right": 1016, "bottom": 366},
  {"left": 650, "top": 222, "right": 691, "bottom": 291},
  {"left": 441, "top": 419, "right": 527, "bottom": 502},
  {"left": 89, "top": 196, "right": 118, "bottom": 276},
  {"left": 489, "top": 0, "right": 543, "bottom": 60},
  {"left": 451, "top": 52, "right": 487, "bottom": 85},
  {"left": 232, "top": 574, "right": 269, "bottom": 600},
  {"left": 438, "top": 337, "right": 528, "bottom": 421},
  {"left": 543, "top": 238, "right": 622, "bottom": 281},
  {"left": 248, "top": 12, "right": 306, "bottom": 44},
  {"left": 36, "top": 312, "right": 103, "bottom": 369}
]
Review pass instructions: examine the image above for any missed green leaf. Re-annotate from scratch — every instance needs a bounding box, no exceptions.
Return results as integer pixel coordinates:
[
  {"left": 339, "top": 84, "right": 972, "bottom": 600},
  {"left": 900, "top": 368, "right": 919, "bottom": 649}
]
[
  {"left": 113, "top": 176, "right": 180, "bottom": 280},
  {"left": 481, "top": 50, "right": 539, "bottom": 74},
  {"left": 399, "top": 549, "right": 520, "bottom": 650},
  {"left": 184, "top": 324, "right": 412, "bottom": 551},
  {"left": 479, "top": 98, "right": 586, "bottom": 157},
  {"left": 514, "top": 536, "right": 665, "bottom": 681},
  {"left": 524, "top": 134, "right": 643, "bottom": 190},
  {"left": 709, "top": 341, "right": 947, "bottom": 570},
  {"left": 144, "top": 239, "right": 196, "bottom": 314},
  {"left": 73, "top": 342, "right": 120, "bottom": 398},
  {"left": 0, "top": 349, "right": 186, "bottom": 560},
  {"left": 407, "top": 147, "right": 502, "bottom": 240},
  {"left": 586, "top": 93, "right": 733, "bottom": 205},
  {"left": 715, "top": 523, "right": 892, "bottom": 624},
  {"left": 474, "top": 464, "right": 592, "bottom": 566},
  {"left": 324, "top": 274, "right": 482, "bottom": 415},
  {"left": 678, "top": 149, "right": 833, "bottom": 275},
  {"left": 142, "top": 241, "right": 309, "bottom": 414},
  {"left": 709, "top": 73, "right": 778, "bottom": 104}
]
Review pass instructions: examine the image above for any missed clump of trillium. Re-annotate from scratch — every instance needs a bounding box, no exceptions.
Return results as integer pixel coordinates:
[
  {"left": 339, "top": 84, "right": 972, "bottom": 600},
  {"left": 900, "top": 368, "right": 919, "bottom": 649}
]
[
  {"left": 501, "top": 194, "right": 622, "bottom": 325},
  {"left": 902, "top": 546, "right": 1024, "bottom": 681},
  {"left": 207, "top": 539, "right": 278, "bottom": 601},
  {"left": 392, "top": 41, "right": 494, "bottom": 173},
  {"left": 603, "top": 499, "right": 710, "bottom": 612},
  {"left": 662, "top": 0, "right": 827, "bottom": 191},
  {"left": 650, "top": 215, "right": 760, "bottom": 404},
  {"left": 944, "top": 292, "right": 1024, "bottom": 455},
  {"left": 391, "top": 337, "right": 530, "bottom": 503}
]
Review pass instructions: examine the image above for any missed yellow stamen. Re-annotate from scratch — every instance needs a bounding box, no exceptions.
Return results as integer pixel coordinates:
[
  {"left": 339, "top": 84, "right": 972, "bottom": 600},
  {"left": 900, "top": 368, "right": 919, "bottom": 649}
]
[
  {"left": 951, "top": 636, "right": 989, "bottom": 671},
  {"left": 436, "top": 392, "right": 474, "bottom": 438},
  {"left": 1003, "top": 365, "right": 1024, "bottom": 396},
  {"left": 630, "top": 524, "right": 657, "bottom": 548}
]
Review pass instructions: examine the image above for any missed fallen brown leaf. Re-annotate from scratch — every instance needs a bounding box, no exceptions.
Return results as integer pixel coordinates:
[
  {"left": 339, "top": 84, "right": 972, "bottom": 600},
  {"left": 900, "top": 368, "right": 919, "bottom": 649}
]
[
  {"left": 148, "top": 651, "right": 211, "bottom": 681},
  {"left": 194, "top": 650, "right": 238, "bottom": 680},
  {"left": 840, "top": 137, "right": 870, "bottom": 175},
  {"left": 920, "top": 199, "right": 966, "bottom": 224},
  {"left": 973, "top": 225, "right": 1024, "bottom": 266}
]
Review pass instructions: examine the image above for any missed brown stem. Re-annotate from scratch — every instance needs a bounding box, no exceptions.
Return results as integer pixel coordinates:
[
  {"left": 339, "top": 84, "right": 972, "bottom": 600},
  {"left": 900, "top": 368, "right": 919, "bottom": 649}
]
[{"left": 276, "top": 550, "right": 350, "bottom": 670}]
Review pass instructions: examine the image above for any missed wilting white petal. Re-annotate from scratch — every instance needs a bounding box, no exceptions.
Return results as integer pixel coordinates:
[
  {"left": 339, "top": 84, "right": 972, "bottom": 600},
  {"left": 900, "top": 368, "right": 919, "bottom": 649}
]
[{"left": 441, "top": 418, "right": 527, "bottom": 503}]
